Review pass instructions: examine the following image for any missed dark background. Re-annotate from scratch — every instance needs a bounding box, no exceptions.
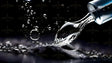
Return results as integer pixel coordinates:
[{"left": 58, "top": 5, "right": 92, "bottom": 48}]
[
  {"left": 0, "top": 0, "right": 112, "bottom": 48},
  {"left": 0, "top": 0, "right": 112, "bottom": 63}
]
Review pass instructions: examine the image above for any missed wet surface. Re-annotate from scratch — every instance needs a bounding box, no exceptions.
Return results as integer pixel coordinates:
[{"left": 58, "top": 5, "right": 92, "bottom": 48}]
[{"left": 0, "top": 37, "right": 112, "bottom": 63}]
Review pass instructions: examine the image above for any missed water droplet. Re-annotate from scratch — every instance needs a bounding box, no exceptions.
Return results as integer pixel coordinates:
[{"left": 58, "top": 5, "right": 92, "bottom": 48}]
[
  {"left": 25, "top": 3, "right": 28, "bottom": 6},
  {"left": 32, "top": 17, "right": 35, "bottom": 19},
  {"left": 30, "top": 26, "right": 40, "bottom": 41},
  {"left": 16, "top": 0, "right": 18, "bottom": 2},
  {"left": 33, "top": 12, "right": 36, "bottom": 15},
  {"left": 35, "top": 20, "right": 38, "bottom": 23},
  {"left": 30, "top": 24, "right": 33, "bottom": 26},
  {"left": 48, "top": 27, "right": 51, "bottom": 30},
  {"left": 25, "top": 0, "right": 31, "bottom": 2},
  {"left": 61, "top": 4, "right": 64, "bottom": 7},
  {"left": 64, "top": 21, "right": 67, "bottom": 23},
  {"left": 5, "top": 41, "right": 12, "bottom": 47},
  {"left": 21, "top": 6, "right": 24, "bottom": 9},
  {"left": 27, "top": 9, "right": 30, "bottom": 13},
  {"left": 42, "top": 0, "right": 45, "bottom": 2},
  {"left": 29, "top": 6, "right": 32, "bottom": 9},
  {"left": 43, "top": 13, "right": 47, "bottom": 19},
  {"left": 31, "top": 10, "right": 33, "bottom": 12},
  {"left": 25, "top": 26, "right": 28, "bottom": 28},
  {"left": 55, "top": 21, "right": 58, "bottom": 25},
  {"left": 27, "top": 19, "right": 30, "bottom": 24}
]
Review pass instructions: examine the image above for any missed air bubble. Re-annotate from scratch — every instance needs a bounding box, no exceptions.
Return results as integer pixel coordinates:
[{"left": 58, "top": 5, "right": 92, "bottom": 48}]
[{"left": 30, "top": 26, "right": 40, "bottom": 41}]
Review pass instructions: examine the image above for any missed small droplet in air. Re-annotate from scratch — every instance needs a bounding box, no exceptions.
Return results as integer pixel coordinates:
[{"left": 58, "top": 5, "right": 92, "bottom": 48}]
[
  {"left": 64, "top": 21, "right": 67, "bottom": 23},
  {"left": 27, "top": 19, "right": 30, "bottom": 24},
  {"left": 32, "top": 17, "right": 35, "bottom": 19},
  {"left": 47, "top": 25, "right": 51, "bottom": 30},
  {"left": 30, "top": 24, "right": 33, "bottom": 26},
  {"left": 33, "top": 12, "right": 36, "bottom": 15},
  {"left": 43, "top": 13, "right": 47, "bottom": 19},
  {"left": 21, "top": 6, "right": 24, "bottom": 9},
  {"left": 25, "top": 3, "right": 28, "bottom": 6},
  {"left": 61, "top": 4, "right": 64, "bottom": 7},
  {"left": 42, "top": 0, "right": 45, "bottom": 2},
  {"left": 29, "top": 6, "right": 32, "bottom": 9},
  {"left": 55, "top": 21, "right": 58, "bottom": 25},
  {"left": 27, "top": 9, "right": 30, "bottom": 13},
  {"left": 16, "top": 0, "right": 18, "bottom": 2},
  {"left": 31, "top": 10, "right": 33, "bottom": 12},
  {"left": 35, "top": 20, "right": 38, "bottom": 23},
  {"left": 25, "top": 0, "right": 31, "bottom": 2},
  {"left": 22, "top": 24, "right": 25, "bottom": 28}
]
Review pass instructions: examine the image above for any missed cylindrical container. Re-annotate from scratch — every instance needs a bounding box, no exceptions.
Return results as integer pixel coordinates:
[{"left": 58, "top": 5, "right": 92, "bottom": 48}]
[{"left": 87, "top": 0, "right": 112, "bottom": 25}]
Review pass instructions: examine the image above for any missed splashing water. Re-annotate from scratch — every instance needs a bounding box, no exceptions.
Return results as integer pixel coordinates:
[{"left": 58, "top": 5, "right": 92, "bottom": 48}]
[
  {"left": 20, "top": 0, "right": 95, "bottom": 47},
  {"left": 54, "top": 13, "right": 95, "bottom": 46},
  {"left": 1, "top": 0, "right": 111, "bottom": 60},
  {"left": 0, "top": 40, "right": 112, "bottom": 59}
]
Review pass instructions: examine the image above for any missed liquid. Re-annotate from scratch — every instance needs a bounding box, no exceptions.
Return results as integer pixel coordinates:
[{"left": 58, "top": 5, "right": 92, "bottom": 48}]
[
  {"left": 7, "top": 0, "right": 112, "bottom": 60},
  {"left": 54, "top": 13, "right": 95, "bottom": 46},
  {"left": 0, "top": 40, "right": 112, "bottom": 59}
]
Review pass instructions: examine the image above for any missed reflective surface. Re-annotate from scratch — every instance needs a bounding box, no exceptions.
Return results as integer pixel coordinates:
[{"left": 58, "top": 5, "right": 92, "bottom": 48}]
[{"left": 0, "top": 38, "right": 112, "bottom": 63}]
